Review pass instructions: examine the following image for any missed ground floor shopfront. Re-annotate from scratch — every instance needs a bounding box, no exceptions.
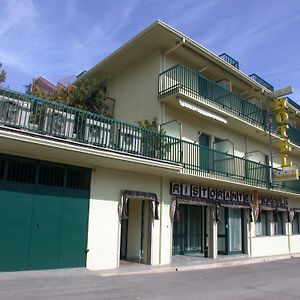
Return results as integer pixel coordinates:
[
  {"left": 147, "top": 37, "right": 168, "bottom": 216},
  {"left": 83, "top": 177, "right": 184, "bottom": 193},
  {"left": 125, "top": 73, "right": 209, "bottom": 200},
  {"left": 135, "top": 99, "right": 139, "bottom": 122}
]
[{"left": 2, "top": 150, "right": 300, "bottom": 272}]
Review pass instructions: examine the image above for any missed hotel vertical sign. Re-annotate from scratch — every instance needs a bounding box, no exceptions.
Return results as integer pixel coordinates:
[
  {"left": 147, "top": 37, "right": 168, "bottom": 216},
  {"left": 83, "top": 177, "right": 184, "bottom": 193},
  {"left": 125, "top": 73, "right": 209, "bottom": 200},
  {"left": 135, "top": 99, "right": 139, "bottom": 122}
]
[{"left": 273, "top": 97, "right": 299, "bottom": 181}]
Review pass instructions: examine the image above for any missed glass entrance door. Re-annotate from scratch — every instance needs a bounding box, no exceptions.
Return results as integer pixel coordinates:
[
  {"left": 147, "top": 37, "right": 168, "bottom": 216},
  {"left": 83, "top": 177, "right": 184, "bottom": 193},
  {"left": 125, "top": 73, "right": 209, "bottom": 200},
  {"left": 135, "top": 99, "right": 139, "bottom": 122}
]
[
  {"left": 218, "top": 207, "right": 243, "bottom": 255},
  {"left": 228, "top": 208, "right": 243, "bottom": 253},
  {"left": 173, "top": 205, "right": 202, "bottom": 255}
]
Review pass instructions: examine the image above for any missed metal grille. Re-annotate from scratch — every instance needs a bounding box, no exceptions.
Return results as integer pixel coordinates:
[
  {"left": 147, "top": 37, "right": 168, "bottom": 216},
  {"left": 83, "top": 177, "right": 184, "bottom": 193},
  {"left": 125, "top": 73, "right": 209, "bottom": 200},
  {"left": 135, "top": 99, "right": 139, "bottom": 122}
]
[
  {"left": 38, "top": 164, "right": 65, "bottom": 187},
  {"left": 0, "top": 157, "right": 4, "bottom": 180},
  {"left": 7, "top": 158, "right": 36, "bottom": 184},
  {"left": 0, "top": 155, "right": 91, "bottom": 191},
  {"left": 66, "top": 168, "right": 91, "bottom": 190}
]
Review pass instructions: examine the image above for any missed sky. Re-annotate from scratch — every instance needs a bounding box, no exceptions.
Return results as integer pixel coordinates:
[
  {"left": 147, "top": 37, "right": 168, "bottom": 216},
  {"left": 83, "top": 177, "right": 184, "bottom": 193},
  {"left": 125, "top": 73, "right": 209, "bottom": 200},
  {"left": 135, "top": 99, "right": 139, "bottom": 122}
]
[{"left": 0, "top": 0, "right": 300, "bottom": 101}]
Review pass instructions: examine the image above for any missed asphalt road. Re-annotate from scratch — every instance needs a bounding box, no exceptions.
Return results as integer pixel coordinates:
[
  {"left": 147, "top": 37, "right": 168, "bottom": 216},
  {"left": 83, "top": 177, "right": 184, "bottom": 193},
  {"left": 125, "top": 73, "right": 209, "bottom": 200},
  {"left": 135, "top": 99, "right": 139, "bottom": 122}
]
[{"left": 1, "top": 258, "right": 300, "bottom": 300}]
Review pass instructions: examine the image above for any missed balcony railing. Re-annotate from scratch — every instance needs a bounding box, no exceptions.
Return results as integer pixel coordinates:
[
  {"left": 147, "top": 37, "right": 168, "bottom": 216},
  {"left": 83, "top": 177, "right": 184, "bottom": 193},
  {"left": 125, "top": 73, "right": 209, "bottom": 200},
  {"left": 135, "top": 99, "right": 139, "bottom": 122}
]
[
  {"left": 249, "top": 74, "right": 274, "bottom": 92},
  {"left": 158, "top": 65, "right": 300, "bottom": 149},
  {"left": 219, "top": 53, "right": 240, "bottom": 69},
  {"left": 158, "top": 65, "right": 268, "bottom": 129},
  {"left": 0, "top": 87, "right": 182, "bottom": 163},
  {"left": 182, "top": 142, "right": 270, "bottom": 187},
  {"left": 0, "top": 87, "right": 299, "bottom": 194},
  {"left": 287, "top": 97, "right": 300, "bottom": 112}
]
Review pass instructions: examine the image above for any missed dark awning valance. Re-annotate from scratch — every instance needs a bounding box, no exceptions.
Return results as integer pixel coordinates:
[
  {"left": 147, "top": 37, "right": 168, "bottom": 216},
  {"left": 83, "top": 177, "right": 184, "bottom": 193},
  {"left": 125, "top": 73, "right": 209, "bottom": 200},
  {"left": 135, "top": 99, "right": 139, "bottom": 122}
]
[
  {"left": 170, "top": 196, "right": 216, "bottom": 223},
  {"left": 119, "top": 190, "right": 159, "bottom": 220}
]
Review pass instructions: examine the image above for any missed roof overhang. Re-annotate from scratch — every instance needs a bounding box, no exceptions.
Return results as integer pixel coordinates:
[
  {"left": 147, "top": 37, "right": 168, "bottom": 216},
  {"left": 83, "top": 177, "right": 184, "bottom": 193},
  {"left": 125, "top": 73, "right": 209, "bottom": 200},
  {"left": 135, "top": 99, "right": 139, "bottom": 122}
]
[{"left": 77, "top": 20, "right": 273, "bottom": 94}]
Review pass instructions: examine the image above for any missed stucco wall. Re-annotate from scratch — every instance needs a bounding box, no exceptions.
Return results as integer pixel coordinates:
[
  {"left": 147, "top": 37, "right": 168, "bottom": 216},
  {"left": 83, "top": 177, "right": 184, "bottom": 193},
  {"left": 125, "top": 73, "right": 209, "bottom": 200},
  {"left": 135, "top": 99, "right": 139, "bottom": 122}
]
[
  {"left": 251, "top": 235, "right": 289, "bottom": 257},
  {"left": 108, "top": 50, "right": 161, "bottom": 125}
]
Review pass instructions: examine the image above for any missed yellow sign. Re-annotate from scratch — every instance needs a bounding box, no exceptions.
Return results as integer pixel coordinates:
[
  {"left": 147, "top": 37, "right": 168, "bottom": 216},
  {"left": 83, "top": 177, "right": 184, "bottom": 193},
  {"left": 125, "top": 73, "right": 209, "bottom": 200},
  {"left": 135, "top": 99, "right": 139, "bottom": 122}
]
[{"left": 274, "top": 97, "right": 293, "bottom": 168}]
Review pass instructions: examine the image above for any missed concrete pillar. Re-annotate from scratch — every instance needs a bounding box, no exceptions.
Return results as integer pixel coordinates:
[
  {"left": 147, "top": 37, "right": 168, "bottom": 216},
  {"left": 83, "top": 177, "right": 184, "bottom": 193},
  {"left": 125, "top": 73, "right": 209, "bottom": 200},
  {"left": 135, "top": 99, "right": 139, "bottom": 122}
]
[{"left": 208, "top": 206, "right": 218, "bottom": 258}]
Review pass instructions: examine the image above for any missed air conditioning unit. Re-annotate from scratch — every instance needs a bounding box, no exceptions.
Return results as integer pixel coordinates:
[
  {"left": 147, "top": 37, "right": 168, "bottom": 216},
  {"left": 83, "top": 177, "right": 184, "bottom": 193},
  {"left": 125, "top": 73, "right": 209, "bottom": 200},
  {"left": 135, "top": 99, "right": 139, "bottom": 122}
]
[
  {"left": 85, "top": 119, "right": 111, "bottom": 146},
  {"left": 0, "top": 97, "right": 31, "bottom": 128},
  {"left": 43, "top": 108, "right": 75, "bottom": 138},
  {"left": 118, "top": 127, "right": 142, "bottom": 154}
]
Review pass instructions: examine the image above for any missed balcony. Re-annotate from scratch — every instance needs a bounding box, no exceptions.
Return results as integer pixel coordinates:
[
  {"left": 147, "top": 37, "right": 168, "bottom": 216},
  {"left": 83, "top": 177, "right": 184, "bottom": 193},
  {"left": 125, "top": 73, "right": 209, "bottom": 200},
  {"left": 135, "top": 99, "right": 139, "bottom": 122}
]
[
  {"left": 249, "top": 74, "right": 274, "bottom": 92},
  {"left": 0, "top": 87, "right": 299, "bottom": 194},
  {"left": 158, "top": 64, "right": 268, "bottom": 129},
  {"left": 158, "top": 65, "right": 300, "bottom": 151},
  {"left": 219, "top": 53, "right": 240, "bottom": 69},
  {"left": 287, "top": 97, "right": 300, "bottom": 112}
]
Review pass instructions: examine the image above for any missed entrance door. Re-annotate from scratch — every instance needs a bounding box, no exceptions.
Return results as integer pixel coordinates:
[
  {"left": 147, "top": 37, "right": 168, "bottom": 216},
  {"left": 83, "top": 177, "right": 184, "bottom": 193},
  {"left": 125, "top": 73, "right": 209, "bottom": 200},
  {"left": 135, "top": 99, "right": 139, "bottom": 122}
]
[
  {"left": 218, "top": 207, "right": 243, "bottom": 255},
  {"left": 173, "top": 205, "right": 202, "bottom": 255},
  {"left": 120, "top": 199, "right": 151, "bottom": 264}
]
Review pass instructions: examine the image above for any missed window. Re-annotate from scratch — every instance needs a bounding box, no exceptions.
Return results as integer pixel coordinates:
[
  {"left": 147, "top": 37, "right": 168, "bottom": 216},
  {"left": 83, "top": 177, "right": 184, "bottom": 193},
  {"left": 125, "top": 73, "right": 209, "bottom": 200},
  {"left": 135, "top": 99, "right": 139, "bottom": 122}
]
[
  {"left": 292, "top": 213, "right": 300, "bottom": 235},
  {"left": 255, "top": 210, "right": 269, "bottom": 236},
  {"left": 274, "top": 211, "right": 286, "bottom": 236}
]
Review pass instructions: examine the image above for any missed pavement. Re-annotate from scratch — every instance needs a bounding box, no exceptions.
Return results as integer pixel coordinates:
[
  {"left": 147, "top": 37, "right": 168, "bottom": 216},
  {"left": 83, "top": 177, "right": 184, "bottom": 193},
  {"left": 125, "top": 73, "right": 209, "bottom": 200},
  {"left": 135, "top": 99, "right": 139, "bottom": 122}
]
[
  {"left": 1, "top": 257, "right": 300, "bottom": 299},
  {"left": 96, "top": 253, "right": 300, "bottom": 277}
]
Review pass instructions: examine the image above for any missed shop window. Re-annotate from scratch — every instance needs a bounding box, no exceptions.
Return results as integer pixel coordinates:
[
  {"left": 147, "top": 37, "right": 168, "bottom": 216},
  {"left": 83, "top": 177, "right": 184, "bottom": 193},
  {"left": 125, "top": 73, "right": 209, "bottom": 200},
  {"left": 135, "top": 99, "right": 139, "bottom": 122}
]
[
  {"left": 255, "top": 210, "right": 269, "bottom": 236},
  {"left": 292, "top": 213, "right": 300, "bottom": 235},
  {"left": 274, "top": 211, "right": 286, "bottom": 236}
]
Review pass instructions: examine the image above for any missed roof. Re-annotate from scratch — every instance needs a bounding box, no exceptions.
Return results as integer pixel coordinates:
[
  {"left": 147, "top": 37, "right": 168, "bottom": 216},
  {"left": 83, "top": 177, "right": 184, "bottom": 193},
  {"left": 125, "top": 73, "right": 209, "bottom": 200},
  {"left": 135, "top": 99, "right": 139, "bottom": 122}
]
[{"left": 77, "top": 20, "right": 275, "bottom": 94}]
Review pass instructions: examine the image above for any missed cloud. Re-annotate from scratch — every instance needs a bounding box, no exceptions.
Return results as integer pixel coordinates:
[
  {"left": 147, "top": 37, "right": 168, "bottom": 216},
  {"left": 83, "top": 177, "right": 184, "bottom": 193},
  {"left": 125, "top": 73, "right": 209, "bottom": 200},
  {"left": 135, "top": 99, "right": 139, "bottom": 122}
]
[{"left": 0, "top": 0, "right": 36, "bottom": 36}]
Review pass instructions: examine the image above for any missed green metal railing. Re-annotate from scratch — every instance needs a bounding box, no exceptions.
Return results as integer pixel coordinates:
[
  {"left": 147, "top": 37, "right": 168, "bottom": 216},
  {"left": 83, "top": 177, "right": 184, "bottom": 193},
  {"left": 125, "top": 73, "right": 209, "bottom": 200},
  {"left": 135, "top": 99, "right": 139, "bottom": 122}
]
[
  {"left": 0, "top": 86, "right": 300, "bottom": 193},
  {"left": 158, "top": 65, "right": 300, "bottom": 148},
  {"left": 182, "top": 142, "right": 270, "bottom": 187},
  {"left": 158, "top": 64, "right": 268, "bottom": 128},
  {"left": 219, "top": 53, "right": 240, "bottom": 69},
  {"left": 0, "top": 87, "right": 182, "bottom": 163}
]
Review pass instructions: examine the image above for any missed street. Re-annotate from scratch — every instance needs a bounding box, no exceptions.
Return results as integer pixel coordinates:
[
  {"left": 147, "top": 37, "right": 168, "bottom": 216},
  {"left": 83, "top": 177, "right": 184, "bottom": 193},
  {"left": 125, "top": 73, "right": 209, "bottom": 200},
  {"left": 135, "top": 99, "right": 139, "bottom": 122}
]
[{"left": 0, "top": 258, "right": 300, "bottom": 300}]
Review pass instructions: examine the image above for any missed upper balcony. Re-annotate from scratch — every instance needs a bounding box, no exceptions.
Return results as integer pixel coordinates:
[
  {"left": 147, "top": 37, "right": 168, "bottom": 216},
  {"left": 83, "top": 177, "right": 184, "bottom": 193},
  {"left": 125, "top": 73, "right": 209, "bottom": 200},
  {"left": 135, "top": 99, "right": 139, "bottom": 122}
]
[
  {"left": 219, "top": 53, "right": 240, "bottom": 69},
  {"left": 158, "top": 65, "right": 300, "bottom": 150},
  {"left": 248, "top": 73, "right": 274, "bottom": 92},
  {"left": 0, "top": 87, "right": 300, "bottom": 195},
  {"left": 158, "top": 64, "right": 268, "bottom": 130}
]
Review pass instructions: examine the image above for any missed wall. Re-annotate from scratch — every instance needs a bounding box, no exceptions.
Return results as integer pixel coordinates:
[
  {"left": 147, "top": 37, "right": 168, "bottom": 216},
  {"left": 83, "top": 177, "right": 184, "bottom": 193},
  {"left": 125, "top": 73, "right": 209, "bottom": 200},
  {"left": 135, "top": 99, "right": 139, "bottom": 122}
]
[
  {"left": 108, "top": 50, "right": 161, "bottom": 125},
  {"left": 251, "top": 235, "right": 289, "bottom": 257}
]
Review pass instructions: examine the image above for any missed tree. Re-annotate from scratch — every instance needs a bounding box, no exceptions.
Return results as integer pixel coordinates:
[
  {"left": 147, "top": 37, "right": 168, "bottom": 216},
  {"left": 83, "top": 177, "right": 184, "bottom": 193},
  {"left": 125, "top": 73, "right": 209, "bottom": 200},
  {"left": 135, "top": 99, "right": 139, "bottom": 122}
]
[
  {"left": 0, "top": 63, "right": 7, "bottom": 84},
  {"left": 137, "top": 118, "right": 160, "bottom": 132},
  {"left": 30, "top": 77, "right": 111, "bottom": 116}
]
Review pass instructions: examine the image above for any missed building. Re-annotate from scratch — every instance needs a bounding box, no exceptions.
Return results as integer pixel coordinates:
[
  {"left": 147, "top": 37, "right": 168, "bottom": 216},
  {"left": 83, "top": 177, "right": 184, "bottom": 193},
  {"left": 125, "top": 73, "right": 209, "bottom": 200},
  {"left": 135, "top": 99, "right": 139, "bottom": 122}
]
[{"left": 1, "top": 20, "right": 300, "bottom": 272}]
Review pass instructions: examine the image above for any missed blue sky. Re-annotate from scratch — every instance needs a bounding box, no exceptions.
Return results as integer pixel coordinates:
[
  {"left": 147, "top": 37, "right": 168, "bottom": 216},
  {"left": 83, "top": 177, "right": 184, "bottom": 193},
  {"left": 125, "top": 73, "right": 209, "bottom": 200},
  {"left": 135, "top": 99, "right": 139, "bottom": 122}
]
[{"left": 1, "top": 0, "right": 300, "bottom": 101}]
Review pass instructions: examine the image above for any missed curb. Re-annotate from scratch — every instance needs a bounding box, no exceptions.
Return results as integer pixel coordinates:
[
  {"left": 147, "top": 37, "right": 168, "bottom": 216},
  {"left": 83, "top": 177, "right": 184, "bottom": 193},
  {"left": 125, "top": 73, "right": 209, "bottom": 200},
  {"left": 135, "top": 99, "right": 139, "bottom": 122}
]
[{"left": 97, "top": 254, "right": 300, "bottom": 277}]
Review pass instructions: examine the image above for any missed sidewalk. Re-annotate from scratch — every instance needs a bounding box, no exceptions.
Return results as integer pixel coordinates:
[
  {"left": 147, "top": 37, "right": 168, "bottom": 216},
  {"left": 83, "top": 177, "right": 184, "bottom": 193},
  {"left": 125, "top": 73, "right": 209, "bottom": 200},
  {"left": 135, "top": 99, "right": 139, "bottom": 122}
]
[{"left": 95, "top": 253, "right": 300, "bottom": 277}]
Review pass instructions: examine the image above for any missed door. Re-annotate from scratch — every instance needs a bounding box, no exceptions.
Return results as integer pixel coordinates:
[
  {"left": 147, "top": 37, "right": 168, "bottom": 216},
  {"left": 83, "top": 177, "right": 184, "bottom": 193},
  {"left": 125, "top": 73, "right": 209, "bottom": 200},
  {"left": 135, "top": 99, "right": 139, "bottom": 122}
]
[
  {"left": 173, "top": 205, "right": 202, "bottom": 255},
  {"left": 199, "top": 133, "right": 211, "bottom": 171},
  {"left": 0, "top": 155, "right": 90, "bottom": 272},
  {"left": 218, "top": 207, "right": 243, "bottom": 255}
]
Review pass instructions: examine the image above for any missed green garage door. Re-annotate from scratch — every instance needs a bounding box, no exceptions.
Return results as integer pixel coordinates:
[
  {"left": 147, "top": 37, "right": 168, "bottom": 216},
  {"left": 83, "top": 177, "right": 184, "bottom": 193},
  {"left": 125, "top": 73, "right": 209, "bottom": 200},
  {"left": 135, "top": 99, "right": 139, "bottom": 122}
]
[{"left": 0, "top": 155, "right": 91, "bottom": 272}]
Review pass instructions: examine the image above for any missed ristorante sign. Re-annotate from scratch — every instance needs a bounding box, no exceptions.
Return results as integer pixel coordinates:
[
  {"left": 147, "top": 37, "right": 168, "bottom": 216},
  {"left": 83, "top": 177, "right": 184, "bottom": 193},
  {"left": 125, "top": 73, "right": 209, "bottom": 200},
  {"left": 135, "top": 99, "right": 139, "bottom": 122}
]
[{"left": 170, "top": 182, "right": 251, "bottom": 204}]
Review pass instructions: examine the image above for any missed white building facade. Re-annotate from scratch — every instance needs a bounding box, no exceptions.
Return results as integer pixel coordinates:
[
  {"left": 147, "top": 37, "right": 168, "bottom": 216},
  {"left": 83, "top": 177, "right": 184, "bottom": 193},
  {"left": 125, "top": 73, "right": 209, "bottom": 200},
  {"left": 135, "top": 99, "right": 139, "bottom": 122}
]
[{"left": 1, "top": 21, "right": 300, "bottom": 272}]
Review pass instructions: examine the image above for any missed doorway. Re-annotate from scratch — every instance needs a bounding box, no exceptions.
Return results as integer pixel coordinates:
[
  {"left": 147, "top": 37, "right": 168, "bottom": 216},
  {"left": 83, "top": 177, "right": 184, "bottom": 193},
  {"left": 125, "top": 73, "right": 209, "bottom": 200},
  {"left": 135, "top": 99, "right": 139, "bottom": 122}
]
[
  {"left": 120, "top": 199, "right": 152, "bottom": 264},
  {"left": 218, "top": 207, "right": 244, "bottom": 255},
  {"left": 173, "top": 205, "right": 208, "bottom": 256}
]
